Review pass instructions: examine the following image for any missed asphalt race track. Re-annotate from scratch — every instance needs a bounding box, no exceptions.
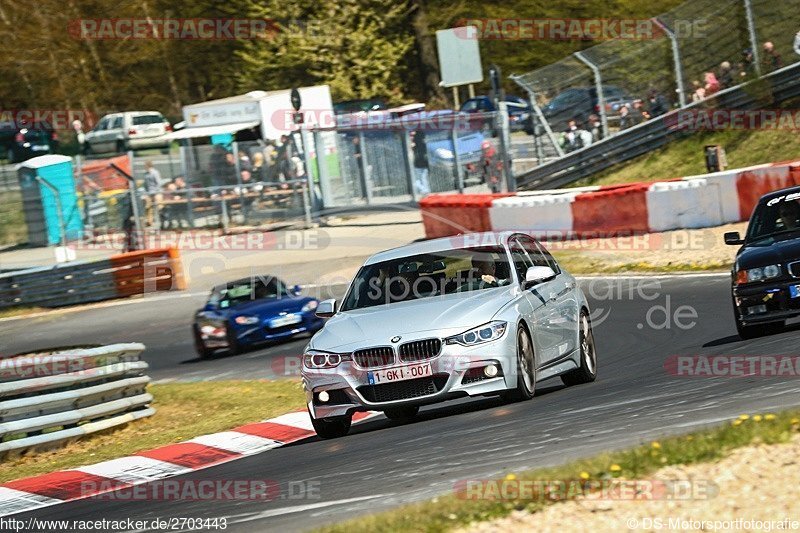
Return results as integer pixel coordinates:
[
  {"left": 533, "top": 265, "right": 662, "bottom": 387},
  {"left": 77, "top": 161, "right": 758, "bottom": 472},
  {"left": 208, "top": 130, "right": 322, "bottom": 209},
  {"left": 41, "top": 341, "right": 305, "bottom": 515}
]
[{"left": 7, "top": 274, "right": 800, "bottom": 531}]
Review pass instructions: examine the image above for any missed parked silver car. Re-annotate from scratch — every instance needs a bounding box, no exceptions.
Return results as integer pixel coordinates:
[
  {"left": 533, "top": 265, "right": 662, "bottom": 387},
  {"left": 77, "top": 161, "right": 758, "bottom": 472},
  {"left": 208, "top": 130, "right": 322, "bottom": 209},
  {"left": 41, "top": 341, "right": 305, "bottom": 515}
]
[
  {"left": 84, "top": 111, "right": 171, "bottom": 154},
  {"left": 302, "top": 232, "right": 598, "bottom": 438}
]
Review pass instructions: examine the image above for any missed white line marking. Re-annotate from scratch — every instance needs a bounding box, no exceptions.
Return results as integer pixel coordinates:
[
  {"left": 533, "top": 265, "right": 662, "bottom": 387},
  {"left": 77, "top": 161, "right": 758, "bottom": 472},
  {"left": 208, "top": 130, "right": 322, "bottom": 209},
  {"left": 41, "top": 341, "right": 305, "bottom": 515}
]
[{"left": 226, "top": 494, "right": 390, "bottom": 523}]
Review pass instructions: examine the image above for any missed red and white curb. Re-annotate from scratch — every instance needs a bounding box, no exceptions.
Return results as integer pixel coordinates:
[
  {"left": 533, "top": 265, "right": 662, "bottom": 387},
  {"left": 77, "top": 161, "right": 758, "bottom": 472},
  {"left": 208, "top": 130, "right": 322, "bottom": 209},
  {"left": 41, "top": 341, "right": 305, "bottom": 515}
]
[{"left": 0, "top": 410, "right": 379, "bottom": 517}]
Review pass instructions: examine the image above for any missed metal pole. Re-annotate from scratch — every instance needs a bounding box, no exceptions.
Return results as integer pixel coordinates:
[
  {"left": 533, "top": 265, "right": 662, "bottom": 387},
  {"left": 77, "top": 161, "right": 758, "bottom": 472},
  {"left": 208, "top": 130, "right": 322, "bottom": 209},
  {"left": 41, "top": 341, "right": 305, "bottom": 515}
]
[
  {"left": 652, "top": 18, "right": 687, "bottom": 108},
  {"left": 743, "top": 0, "right": 762, "bottom": 76},
  {"left": 497, "top": 102, "right": 514, "bottom": 192},
  {"left": 231, "top": 140, "right": 246, "bottom": 222},
  {"left": 35, "top": 176, "right": 66, "bottom": 247},
  {"left": 401, "top": 130, "right": 418, "bottom": 202},
  {"left": 110, "top": 162, "right": 144, "bottom": 249},
  {"left": 452, "top": 86, "right": 460, "bottom": 109},
  {"left": 450, "top": 127, "right": 464, "bottom": 193},
  {"left": 357, "top": 132, "right": 372, "bottom": 204},
  {"left": 314, "top": 130, "right": 334, "bottom": 208},
  {"left": 574, "top": 51, "right": 608, "bottom": 139},
  {"left": 512, "top": 79, "right": 565, "bottom": 158},
  {"left": 300, "top": 128, "right": 316, "bottom": 218}
]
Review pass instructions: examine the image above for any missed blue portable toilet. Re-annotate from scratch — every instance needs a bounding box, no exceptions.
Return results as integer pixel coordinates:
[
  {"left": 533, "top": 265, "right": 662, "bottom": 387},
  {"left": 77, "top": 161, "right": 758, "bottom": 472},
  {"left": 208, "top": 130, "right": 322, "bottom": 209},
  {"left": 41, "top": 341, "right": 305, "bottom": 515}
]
[{"left": 16, "top": 155, "right": 84, "bottom": 246}]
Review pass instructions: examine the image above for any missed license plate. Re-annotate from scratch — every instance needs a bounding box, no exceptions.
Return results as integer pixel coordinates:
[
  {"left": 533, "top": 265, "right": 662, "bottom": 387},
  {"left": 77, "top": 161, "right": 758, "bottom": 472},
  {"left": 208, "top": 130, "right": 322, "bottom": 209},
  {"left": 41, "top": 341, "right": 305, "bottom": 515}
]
[
  {"left": 32, "top": 145, "right": 49, "bottom": 151},
  {"left": 790, "top": 285, "right": 800, "bottom": 298},
  {"left": 269, "top": 314, "right": 302, "bottom": 328},
  {"left": 368, "top": 362, "right": 432, "bottom": 385}
]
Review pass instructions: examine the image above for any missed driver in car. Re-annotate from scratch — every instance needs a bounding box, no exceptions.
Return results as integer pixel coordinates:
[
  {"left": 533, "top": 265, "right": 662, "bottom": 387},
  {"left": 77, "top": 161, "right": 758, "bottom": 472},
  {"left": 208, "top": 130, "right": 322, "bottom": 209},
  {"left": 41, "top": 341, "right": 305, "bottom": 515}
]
[{"left": 778, "top": 200, "right": 800, "bottom": 230}]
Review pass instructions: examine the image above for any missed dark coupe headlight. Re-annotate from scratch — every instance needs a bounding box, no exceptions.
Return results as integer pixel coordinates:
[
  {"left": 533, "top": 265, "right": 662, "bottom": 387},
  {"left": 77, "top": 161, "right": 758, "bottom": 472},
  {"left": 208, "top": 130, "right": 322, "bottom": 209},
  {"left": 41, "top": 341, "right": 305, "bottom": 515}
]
[{"left": 736, "top": 264, "right": 781, "bottom": 284}]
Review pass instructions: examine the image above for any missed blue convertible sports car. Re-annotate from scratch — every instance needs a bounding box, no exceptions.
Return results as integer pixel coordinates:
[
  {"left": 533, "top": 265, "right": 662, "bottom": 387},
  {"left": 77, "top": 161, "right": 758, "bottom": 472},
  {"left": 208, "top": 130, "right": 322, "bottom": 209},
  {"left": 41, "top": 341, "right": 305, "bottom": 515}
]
[{"left": 193, "top": 276, "right": 324, "bottom": 358}]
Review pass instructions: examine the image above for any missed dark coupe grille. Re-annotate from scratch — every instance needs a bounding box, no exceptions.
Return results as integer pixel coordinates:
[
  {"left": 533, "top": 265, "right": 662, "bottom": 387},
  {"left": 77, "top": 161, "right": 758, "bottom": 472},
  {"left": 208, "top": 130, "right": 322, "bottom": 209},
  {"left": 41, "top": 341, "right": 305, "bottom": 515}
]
[
  {"left": 353, "top": 347, "right": 395, "bottom": 369},
  {"left": 358, "top": 374, "right": 449, "bottom": 403},
  {"left": 790, "top": 261, "right": 800, "bottom": 278},
  {"left": 399, "top": 338, "right": 442, "bottom": 363}
]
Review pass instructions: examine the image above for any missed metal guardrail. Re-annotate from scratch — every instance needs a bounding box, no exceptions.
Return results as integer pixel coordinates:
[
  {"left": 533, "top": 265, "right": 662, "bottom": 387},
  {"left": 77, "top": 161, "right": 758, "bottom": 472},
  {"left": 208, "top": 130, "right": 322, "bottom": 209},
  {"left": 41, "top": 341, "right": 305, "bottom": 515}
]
[
  {"left": 0, "top": 247, "right": 185, "bottom": 310},
  {"left": 516, "top": 63, "right": 800, "bottom": 191},
  {"left": 0, "top": 343, "right": 153, "bottom": 458}
]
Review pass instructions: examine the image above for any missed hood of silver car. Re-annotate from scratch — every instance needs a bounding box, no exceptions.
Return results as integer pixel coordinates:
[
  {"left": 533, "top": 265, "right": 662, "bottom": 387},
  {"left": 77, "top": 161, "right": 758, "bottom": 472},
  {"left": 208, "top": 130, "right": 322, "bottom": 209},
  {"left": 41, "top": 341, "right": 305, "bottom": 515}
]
[{"left": 310, "top": 286, "right": 517, "bottom": 351}]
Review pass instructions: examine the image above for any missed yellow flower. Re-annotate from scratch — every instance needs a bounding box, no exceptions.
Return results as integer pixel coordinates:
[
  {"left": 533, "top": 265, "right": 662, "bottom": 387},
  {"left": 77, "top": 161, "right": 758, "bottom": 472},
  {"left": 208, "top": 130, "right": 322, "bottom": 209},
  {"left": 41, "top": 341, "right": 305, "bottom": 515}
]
[
  {"left": 764, "top": 414, "right": 777, "bottom": 421},
  {"left": 732, "top": 419, "right": 743, "bottom": 426},
  {"left": 651, "top": 441, "right": 661, "bottom": 449},
  {"left": 579, "top": 471, "right": 590, "bottom": 480},
  {"left": 738, "top": 414, "right": 750, "bottom": 421},
  {"left": 505, "top": 473, "right": 517, "bottom": 481},
  {"left": 790, "top": 418, "right": 799, "bottom": 425},
  {"left": 753, "top": 415, "right": 763, "bottom": 422},
  {"left": 609, "top": 464, "right": 622, "bottom": 472}
]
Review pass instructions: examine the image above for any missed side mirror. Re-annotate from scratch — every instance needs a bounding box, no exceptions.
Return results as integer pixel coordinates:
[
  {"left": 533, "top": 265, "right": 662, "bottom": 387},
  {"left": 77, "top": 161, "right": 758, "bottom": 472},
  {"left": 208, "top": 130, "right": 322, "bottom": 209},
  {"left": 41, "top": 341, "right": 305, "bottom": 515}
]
[
  {"left": 724, "top": 231, "right": 744, "bottom": 245},
  {"left": 292, "top": 284, "right": 303, "bottom": 296},
  {"left": 524, "top": 266, "right": 556, "bottom": 288},
  {"left": 316, "top": 299, "right": 337, "bottom": 318}
]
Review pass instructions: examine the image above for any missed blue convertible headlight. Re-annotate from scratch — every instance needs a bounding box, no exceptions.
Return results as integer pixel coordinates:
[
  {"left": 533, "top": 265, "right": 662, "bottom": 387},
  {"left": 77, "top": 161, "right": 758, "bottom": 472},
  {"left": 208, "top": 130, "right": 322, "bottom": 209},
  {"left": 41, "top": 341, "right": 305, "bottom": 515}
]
[
  {"left": 301, "top": 300, "right": 319, "bottom": 313},
  {"left": 446, "top": 321, "right": 507, "bottom": 346}
]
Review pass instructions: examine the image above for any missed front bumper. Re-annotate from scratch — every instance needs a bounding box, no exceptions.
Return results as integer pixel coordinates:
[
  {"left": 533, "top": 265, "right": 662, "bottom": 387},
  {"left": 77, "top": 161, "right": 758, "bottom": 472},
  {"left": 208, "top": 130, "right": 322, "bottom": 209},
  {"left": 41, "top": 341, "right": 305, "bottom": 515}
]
[
  {"left": 127, "top": 136, "right": 171, "bottom": 149},
  {"left": 198, "top": 312, "right": 324, "bottom": 349},
  {"left": 733, "top": 279, "right": 800, "bottom": 325},
  {"left": 302, "top": 332, "right": 518, "bottom": 420}
]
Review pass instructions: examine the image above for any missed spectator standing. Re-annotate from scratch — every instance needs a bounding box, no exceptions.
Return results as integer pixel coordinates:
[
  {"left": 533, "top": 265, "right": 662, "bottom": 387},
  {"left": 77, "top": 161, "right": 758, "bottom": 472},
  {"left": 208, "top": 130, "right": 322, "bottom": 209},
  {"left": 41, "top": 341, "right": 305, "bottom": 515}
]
[
  {"left": 588, "top": 114, "right": 603, "bottom": 142},
  {"left": 718, "top": 61, "right": 734, "bottom": 89},
  {"left": 251, "top": 152, "right": 268, "bottom": 182},
  {"left": 691, "top": 81, "right": 706, "bottom": 103},
  {"left": 560, "top": 120, "right": 583, "bottom": 153},
  {"left": 646, "top": 90, "right": 668, "bottom": 117},
  {"left": 143, "top": 160, "right": 164, "bottom": 226},
  {"left": 411, "top": 130, "right": 431, "bottom": 195},
  {"left": 762, "top": 41, "right": 783, "bottom": 72},
  {"left": 704, "top": 72, "right": 720, "bottom": 96},
  {"left": 738, "top": 49, "right": 756, "bottom": 79}
]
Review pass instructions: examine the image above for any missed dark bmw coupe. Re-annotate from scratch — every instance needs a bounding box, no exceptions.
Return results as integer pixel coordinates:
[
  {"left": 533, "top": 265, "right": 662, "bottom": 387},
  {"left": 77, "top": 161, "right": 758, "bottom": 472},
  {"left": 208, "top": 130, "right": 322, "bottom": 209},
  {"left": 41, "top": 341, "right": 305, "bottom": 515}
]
[{"left": 725, "top": 185, "right": 800, "bottom": 338}]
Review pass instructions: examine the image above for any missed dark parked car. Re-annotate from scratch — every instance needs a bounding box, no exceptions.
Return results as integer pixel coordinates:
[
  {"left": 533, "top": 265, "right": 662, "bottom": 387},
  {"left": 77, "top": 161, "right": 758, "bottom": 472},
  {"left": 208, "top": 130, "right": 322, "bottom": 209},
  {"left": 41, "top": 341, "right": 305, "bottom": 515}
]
[
  {"left": 333, "top": 98, "right": 388, "bottom": 115},
  {"left": 542, "top": 86, "right": 635, "bottom": 131},
  {"left": 725, "top": 186, "right": 800, "bottom": 338},
  {"left": 2, "top": 126, "right": 58, "bottom": 163},
  {"left": 193, "top": 276, "right": 324, "bottom": 358},
  {"left": 460, "top": 95, "right": 533, "bottom": 134}
]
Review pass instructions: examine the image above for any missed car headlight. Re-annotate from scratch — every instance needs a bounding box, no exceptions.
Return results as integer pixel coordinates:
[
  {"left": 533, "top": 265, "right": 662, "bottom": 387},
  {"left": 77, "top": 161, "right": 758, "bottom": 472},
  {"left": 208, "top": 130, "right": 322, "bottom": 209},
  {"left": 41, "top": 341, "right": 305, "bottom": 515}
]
[
  {"left": 445, "top": 321, "right": 507, "bottom": 346},
  {"left": 234, "top": 315, "right": 260, "bottom": 325},
  {"left": 736, "top": 264, "right": 782, "bottom": 284},
  {"left": 303, "top": 350, "right": 351, "bottom": 369},
  {"left": 434, "top": 147, "right": 454, "bottom": 160},
  {"left": 301, "top": 300, "right": 319, "bottom": 313}
]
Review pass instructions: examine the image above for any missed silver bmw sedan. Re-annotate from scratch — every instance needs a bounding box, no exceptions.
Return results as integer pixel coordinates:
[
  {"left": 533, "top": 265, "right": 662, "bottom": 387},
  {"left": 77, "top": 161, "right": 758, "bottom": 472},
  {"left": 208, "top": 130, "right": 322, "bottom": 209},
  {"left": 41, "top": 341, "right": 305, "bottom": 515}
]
[{"left": 301, "top": 232, "right": 597, "bottom": 438}]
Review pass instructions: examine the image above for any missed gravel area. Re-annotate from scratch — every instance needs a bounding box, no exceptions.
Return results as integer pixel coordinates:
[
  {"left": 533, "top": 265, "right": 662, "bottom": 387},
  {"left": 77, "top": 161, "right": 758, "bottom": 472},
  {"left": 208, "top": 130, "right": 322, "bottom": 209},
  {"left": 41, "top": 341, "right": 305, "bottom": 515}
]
[{"left": 460, "top": 434, "right": 800, "bottom": 532}]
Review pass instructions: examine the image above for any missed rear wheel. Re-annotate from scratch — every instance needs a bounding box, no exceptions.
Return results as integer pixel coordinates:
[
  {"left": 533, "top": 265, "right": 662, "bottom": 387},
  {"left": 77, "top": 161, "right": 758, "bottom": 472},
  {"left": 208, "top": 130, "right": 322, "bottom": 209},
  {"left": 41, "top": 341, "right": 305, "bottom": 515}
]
[
  {"left": 309, "top": 410, "right": 352, "bottom": 439},
  {"left": 116, "top": 140, "right": 126, "bottom": 153},
  {"left": 383, "top": 405, "right": 419, "bottom": 421},
  {"left": 193, "top": 325, "right": 213, "bottom": 359},
  {"left": 562, "top": 310, "right": 598, "bottom": 386},
  {"left": 502, "top": 326, "right": 536, "bottom": 402}
]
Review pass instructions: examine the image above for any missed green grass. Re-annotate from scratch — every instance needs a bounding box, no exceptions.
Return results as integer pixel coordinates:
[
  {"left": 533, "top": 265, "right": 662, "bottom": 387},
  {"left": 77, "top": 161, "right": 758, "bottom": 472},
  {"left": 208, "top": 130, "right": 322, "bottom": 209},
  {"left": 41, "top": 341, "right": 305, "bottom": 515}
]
[
  {"left": 321, "top": 411, "right": 800, "bottom": 533},
  {"left": 573, "top": 128, "right": 800, "bottom": 188},
  {"left": 0, "top": 190, "right": 25, "bottom": 246},
  {"left": 552, "top": 250, "right": 730, "bottom": 274},
  {"left": 0, "top": 380, "right": 306, "bottom": 483}
]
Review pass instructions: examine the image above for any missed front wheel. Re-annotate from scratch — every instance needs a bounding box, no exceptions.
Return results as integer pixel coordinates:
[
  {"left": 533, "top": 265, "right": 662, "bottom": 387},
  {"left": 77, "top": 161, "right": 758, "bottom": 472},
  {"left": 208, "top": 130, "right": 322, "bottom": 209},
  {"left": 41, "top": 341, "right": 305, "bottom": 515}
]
[
  {"left": 225, "top": 323, "right": 241, "bottom": 355},
  {"left": 502, "top": 326, "right": 536, "bottom": 402},
  {"left": 193, "top": 325, "right": 214, "bottom": 359},
  {"left": 562, "top": 310, "right": 598, "bottom": 386},
  {"left": 309, "top": 410, "right": 352, "bottom": 439}
]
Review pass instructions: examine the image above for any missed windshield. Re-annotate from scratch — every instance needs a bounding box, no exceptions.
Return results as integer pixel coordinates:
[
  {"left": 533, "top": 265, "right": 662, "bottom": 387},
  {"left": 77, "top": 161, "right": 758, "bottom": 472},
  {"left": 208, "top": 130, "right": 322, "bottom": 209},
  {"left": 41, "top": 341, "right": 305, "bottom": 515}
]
[
  {"left": 747, "top": 194, "right": 800, "bottom": 242},
  {"left": 340, "top": 246, "right": 511, "bottom": 311},
  {"left": 209, "top": 277, "right": 290, "bottom": 309}
]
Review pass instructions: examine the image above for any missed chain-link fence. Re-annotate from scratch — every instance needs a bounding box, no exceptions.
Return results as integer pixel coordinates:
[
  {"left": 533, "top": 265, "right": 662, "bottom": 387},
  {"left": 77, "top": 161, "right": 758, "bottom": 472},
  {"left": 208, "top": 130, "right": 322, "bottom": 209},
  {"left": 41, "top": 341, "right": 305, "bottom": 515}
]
[{"left": 511, "top": 0, "right": 799, "bottom": 160}]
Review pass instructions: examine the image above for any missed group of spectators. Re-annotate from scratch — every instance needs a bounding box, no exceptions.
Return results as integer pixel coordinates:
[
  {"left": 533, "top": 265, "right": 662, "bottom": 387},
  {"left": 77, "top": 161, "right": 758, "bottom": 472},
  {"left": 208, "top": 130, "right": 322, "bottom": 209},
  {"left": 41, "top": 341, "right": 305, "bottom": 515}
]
[
  {"left": 691, "top": 41, "right": 784, "bottom": 103},
  {"left": 143, "top": 160, "right": 192, "bottom": 229},
  {"left": 208, "top": 135, "right": 305, "bottom": 190}
]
